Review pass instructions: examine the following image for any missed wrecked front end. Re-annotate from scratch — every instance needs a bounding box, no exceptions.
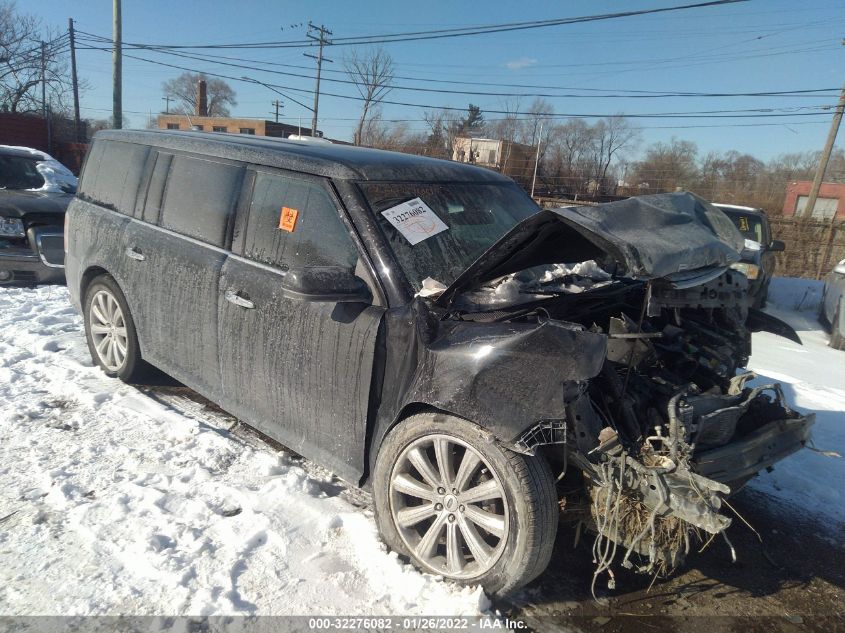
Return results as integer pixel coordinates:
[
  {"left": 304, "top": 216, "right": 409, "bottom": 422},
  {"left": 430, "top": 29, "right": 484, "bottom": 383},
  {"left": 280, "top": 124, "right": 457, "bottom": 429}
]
[{"left": 423, "top": 193, "right": 814, "bottom": 583}]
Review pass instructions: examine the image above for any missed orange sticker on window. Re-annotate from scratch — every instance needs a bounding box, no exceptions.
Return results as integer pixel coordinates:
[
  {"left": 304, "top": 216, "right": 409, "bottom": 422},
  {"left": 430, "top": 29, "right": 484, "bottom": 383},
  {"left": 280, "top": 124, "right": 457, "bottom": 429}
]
[{"left": 279, "top": 206, "right": 299, "bottom": 232}]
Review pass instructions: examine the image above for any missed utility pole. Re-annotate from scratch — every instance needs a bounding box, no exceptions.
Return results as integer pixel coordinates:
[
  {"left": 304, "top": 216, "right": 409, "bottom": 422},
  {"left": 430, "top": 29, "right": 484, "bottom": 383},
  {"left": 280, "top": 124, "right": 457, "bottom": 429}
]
[
  {"left": 803, "top": 80, "right": 845, "bottom": 219},
  {"left": 68, "top": 18, "right": 82, "bottom": 142},
  {"left": 40, "top": 41, "right": 46, "bottom": 117},
  {"left": 531, "top": 122, "right": 544, "bottom": 198},
  {"left": 162, "top": 96, "right": 171, "bottom": 114},
  {"left": 112, "top": 0, "right": 122, "bottom": 129},
  {"left": 304, "top": 22, "right": 331, "bottom": 137},
  {"left": 271, "top": 99, "right": 282, "bottom": 123}
]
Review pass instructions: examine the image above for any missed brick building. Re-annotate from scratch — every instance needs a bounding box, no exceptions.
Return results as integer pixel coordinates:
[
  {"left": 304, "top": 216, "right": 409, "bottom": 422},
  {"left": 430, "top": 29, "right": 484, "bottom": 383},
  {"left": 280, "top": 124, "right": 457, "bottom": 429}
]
[
  {"left": 156, "top": 115, "right": 320, "bottom": 138},
  {"left": 782, "top": 180, "right": 845, "bottom": 220}
]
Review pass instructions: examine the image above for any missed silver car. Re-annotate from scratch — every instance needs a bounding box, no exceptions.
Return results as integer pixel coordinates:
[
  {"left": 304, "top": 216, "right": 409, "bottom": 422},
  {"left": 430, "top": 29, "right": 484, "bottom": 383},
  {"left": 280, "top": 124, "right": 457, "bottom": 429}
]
[{"left": 820, "top": 258, "right": 845, "bottom": 350}]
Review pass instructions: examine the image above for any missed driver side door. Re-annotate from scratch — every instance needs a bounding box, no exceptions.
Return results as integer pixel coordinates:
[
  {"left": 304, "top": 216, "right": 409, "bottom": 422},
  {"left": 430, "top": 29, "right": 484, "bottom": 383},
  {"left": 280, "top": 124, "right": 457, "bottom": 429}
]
[{"left": 217, "top": 167, "right": 384, "bottom": 482}]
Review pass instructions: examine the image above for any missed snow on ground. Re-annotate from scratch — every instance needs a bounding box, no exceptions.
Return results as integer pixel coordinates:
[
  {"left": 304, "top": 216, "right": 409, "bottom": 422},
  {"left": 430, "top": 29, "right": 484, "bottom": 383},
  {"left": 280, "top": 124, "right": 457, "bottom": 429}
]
[
  {"left": 0, "top": 278, "right": 842, "bottom": 617},
  {"left": 0, "top": 286, "right": 486, "bottom": 616},
  {"left": 746, "top": 277, "right": 845, "bottom": 527}
]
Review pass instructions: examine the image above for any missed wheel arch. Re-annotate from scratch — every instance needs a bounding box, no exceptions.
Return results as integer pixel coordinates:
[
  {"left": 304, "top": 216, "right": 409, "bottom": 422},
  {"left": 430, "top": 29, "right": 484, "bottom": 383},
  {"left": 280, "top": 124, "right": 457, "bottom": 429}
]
[
  {"left": 80, "top": 265, "right": 110, "bottom": 301},
  {"left": 363, "top": 401, "right": 480, "bottom": 486}
]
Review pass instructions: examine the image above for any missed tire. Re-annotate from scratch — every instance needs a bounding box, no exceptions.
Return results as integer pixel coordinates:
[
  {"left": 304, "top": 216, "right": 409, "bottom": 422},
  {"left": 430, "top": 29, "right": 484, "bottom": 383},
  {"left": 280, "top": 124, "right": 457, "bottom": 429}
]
[
  {"left": 831, "top": 307, "right": 845, "bottom": 351},
  {"left": 84, "top": 274, "right": 148, "bottom": 381},
  {"left": 372, "top": 412, "right": 558, "bottom": 595}
]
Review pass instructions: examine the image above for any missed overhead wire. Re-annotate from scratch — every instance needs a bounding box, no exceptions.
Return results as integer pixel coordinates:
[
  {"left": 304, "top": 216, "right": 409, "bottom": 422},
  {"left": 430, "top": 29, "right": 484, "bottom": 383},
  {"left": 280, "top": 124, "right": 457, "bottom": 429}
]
[
  {"left": 74, "top": 33, "right": 840, "bottom": 101},
  {"left": 74, "top": 1, "right": 750, "bottom": 50},
  {"left": 76, "top": 44, "right": 841, "bottom": 122}
]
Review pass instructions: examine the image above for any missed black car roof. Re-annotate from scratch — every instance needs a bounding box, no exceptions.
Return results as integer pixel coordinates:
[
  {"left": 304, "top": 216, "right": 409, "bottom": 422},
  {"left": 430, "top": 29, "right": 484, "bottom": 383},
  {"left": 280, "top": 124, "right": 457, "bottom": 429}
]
[
  {"left": 714, "top": 203, "right": 768, "bottom": 217},
  {"left": 94, "top": 129, "right": 513, "bottom": 183}
]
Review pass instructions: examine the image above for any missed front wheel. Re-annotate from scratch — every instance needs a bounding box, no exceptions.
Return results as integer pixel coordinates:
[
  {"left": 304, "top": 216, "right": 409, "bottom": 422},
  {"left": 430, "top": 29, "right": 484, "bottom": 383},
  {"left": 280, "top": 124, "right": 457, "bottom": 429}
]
[{"left": 373, "top": 413, "right": 558, "bottom": 595}]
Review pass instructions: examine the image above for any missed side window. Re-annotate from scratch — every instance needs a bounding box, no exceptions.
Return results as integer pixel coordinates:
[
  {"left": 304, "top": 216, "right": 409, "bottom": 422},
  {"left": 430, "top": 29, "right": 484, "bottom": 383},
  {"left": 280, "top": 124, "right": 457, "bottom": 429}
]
[
  {"left": 242, "top": 171, "right": 358, "bottom": 271},
  {"left": 160, "top": 155, "right": 244, "bottom": 247},
  {"left": 78, "top": 140, "right": 149, "bottom": 215}
]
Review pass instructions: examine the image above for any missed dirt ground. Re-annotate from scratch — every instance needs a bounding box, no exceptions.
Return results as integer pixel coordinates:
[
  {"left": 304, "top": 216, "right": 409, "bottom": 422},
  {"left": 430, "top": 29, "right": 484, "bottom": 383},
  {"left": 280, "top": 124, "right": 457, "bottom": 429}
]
[{"left": 498, "top": 486, "right": 845, "bottom": 632}]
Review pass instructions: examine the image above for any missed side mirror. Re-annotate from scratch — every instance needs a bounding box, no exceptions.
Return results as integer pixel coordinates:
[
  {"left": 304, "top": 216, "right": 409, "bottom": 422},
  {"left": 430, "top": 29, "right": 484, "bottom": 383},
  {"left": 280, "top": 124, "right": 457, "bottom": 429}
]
[
  {"left": 281, "top": 266, "right": 372, "bottom": 303},
  {"left": 834, "top": 259, "right": 845, "bottom": 276},
  {"left": 768, "top": 240, "right": 785, "bottom": 252}
]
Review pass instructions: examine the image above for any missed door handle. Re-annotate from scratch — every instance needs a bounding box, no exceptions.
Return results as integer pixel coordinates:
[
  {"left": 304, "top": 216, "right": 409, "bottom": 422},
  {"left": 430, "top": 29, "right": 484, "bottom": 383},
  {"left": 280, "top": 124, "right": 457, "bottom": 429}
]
[
  {"left": 126, "top": 246, "right": 146, "bottom": 261},
  {"left": 224, "top": 288, "right": 255, "bottom": 309}
]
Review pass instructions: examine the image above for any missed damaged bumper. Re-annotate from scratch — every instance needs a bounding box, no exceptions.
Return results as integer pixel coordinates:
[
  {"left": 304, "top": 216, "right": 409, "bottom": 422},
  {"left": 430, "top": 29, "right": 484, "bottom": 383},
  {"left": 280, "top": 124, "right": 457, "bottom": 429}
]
[{"left": 694, "top": 413, "right": 814, "bottom": 486}]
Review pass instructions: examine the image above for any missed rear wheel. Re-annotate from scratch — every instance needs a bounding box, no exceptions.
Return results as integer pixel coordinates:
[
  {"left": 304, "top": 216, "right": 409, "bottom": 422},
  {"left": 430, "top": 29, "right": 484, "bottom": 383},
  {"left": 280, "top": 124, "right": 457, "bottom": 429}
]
[
  {"left": 373, "top": 413, "right": 557, "bottom": 595},
  {"left": 84, "top": 275, "right": 148, "bottom": 381}
]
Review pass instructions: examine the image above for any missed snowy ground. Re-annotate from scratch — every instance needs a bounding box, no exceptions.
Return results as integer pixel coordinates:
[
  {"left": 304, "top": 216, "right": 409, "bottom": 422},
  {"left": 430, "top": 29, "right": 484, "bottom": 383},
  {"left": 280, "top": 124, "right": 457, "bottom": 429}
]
[
  {"left": 745, "top": 278, "right": 845, "bottom": 526},
  {"left": 0, "top": 278, "right": 842, "bottom": 617},
  {"left": 0, "top": 286, "right": 486, "bottom": 616}
]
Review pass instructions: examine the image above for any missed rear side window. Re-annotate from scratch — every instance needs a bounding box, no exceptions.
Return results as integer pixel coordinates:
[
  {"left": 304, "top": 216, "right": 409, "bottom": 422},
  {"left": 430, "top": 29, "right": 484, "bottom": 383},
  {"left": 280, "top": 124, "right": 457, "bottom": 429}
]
[
  {"left": 241, "top": 171, "right": 358, "bottom": 271},
  {"left": 78, "top": 140, "right": 149, "bottom": 214},
  {"left": 160, "top": 155, "right": 244, "bottom": 247}
]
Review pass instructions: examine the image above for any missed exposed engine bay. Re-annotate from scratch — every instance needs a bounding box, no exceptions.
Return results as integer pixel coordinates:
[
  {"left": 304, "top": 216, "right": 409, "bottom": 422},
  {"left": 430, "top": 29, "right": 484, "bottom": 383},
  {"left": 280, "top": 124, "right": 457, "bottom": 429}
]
[{"left": 441, "top": 260, "right": 814, "bottom": 590}]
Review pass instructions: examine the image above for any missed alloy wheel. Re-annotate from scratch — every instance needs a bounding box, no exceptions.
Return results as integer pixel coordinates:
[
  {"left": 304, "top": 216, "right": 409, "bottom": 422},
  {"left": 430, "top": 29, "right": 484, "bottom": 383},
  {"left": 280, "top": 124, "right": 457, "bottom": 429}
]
[
  {"left": 389, "top": 434, "right": 509, "bottom": 579},
  {"left": 89, "top": 289, "right": 128, "bottom": 372}
]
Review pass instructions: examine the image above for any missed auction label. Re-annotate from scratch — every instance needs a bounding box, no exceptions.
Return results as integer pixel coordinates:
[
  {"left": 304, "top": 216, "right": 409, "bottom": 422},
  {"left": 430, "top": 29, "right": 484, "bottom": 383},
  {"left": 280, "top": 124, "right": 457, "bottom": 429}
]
[{"left": 381, "top": 197, "right": 448, "bottom": 245}]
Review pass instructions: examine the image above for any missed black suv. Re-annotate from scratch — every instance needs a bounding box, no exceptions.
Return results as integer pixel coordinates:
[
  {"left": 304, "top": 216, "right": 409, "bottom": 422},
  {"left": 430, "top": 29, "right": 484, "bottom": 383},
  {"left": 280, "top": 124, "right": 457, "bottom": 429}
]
[
  {"left": 66, "top": 131, "right": 812, "bottom": 594},
  {"left": 0, "top": 146, "right": 75, "bottom": 285}
]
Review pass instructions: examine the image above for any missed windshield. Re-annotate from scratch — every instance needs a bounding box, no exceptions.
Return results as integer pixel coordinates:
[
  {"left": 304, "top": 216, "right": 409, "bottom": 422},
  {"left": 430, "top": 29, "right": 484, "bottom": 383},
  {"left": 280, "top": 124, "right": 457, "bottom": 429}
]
[
  {"left": 0, "top": 155, "right": 46, "bottom": 190},
  {"left": 360, "top": 181, "right": 539, "bottom": 290},
  {"left": 722, "top": 209, "right": 765, "bottom": 244}
]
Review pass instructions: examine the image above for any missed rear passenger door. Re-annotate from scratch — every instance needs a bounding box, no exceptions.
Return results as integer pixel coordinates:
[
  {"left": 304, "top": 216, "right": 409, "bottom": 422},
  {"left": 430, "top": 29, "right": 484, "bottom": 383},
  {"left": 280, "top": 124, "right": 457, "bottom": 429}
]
[
  {"left": 217, "top": 167, "right": 383, "bottom": 482},
  {"left": 124, "top": 153, "right": 244, "bottom": 400}
]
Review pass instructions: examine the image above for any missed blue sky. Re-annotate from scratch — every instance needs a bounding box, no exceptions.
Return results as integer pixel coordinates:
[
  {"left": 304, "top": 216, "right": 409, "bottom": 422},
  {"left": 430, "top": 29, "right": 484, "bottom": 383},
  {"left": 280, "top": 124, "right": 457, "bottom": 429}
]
[{"left": 32, "top": 0, "right": 845, "bottom": 161}]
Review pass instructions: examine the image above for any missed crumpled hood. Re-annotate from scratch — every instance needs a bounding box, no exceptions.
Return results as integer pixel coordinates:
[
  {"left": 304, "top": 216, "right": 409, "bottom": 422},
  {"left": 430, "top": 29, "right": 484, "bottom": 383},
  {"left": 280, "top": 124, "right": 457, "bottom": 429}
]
[
  {"left": 436, "top": 192, "right": 745, "bottom": 306},
  {"left": 0, "top": 189, "right": 73, "bottom": 218}
]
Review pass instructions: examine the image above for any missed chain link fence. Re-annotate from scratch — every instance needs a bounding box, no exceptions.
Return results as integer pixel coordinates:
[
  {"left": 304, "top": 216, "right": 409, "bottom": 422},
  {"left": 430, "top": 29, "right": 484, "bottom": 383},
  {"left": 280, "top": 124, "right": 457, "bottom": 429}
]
[{"left": 769, "top": 217, "right": 845, "bottom": 279}]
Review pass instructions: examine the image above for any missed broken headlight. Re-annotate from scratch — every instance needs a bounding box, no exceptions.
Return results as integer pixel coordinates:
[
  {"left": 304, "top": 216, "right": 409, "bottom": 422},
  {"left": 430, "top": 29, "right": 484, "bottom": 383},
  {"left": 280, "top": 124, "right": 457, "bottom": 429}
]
[
  {"left": 0, "top": 217, "right": 25, "bottom": 237},
  {"left": 729, "top": 262, "right": 760, "bottom": 280}
]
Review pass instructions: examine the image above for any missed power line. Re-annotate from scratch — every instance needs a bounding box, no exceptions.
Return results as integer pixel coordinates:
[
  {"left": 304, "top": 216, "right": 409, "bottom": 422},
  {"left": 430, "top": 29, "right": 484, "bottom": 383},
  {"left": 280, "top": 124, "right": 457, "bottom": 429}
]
[
  {"left": 75, "top": 35, "right": 840, "bottom": 101},
  {"left": 76, "top": 1, "right": 749, "bottom": 50},
  {"left": 82, "top": 45, "right": 839, "bottom": 121}
]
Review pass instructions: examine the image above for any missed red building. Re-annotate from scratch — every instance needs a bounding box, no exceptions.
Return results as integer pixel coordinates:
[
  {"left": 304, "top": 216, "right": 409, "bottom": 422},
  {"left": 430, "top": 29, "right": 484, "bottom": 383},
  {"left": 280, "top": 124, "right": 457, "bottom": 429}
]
[{"left": 782, "top": 180, "right": 845, "bottom": 220}]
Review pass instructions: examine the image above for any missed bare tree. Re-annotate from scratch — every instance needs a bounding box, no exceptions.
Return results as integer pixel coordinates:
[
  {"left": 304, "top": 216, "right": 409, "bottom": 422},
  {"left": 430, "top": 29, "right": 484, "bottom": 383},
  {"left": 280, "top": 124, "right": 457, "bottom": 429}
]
[
  {"left": 486, "top": 98, "right": 521, "bottom": 171},
  {"left": 421, "top": 108, "right": 466, "bottom": 159},
  {"left": 0, "top": 1, "right": 74, "bottom": 114},
  {"left": 345, "top": 48, "right": 394, "bottom": 146},
  {"left": 631, "top": 137, "right": 699, "bottom": 194},
  {"left": 518, "top": 97, "right": 554, "bottom": 148},
  {"left": 161, "top": 72, "right": 237, "bottom": 117},
  {"left": 589, "top": 116, "right": 640, "bottom": 194}
]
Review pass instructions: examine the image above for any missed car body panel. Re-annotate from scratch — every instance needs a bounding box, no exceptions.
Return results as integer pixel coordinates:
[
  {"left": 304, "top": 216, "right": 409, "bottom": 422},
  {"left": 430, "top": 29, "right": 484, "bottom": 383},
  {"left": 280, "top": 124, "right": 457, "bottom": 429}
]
[
  {"left": 0, "top": 189, "right": 72, "bottom": 284},
  {"left": 821, "top": 259, "right": 845, "bottom": 339}
]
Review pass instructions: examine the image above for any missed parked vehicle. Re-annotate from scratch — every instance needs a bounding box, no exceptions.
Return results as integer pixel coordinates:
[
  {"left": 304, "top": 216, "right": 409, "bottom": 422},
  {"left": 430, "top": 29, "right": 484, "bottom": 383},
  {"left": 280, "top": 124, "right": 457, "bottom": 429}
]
[
  {"left": 66, "top": 131, "right": 813, "bottom": 594},
  {"left": 713, "top": 203, "right": 785, "bottom": 308},
  {"left": 0, "top": 145, "right": 76, "bottom": 285},
  {"left": 820, "top": 258, "right": 845, "bottom": 350}
]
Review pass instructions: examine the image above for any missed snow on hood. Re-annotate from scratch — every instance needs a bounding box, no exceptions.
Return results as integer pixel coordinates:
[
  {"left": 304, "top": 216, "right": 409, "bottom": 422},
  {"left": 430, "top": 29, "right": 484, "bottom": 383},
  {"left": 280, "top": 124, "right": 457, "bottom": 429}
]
[
  {"left": 1, "top": 145, "right": 78, "bottom": 193},
  {"left": 435, "top": 192, "right": 745, "bottom": 307}
]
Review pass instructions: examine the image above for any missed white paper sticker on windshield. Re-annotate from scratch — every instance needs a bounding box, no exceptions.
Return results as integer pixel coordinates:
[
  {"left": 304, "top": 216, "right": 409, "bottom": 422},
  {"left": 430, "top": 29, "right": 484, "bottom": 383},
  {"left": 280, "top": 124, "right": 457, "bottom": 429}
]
[{"left": 381, "top": 197, "right": 448, "bottom": 245}]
